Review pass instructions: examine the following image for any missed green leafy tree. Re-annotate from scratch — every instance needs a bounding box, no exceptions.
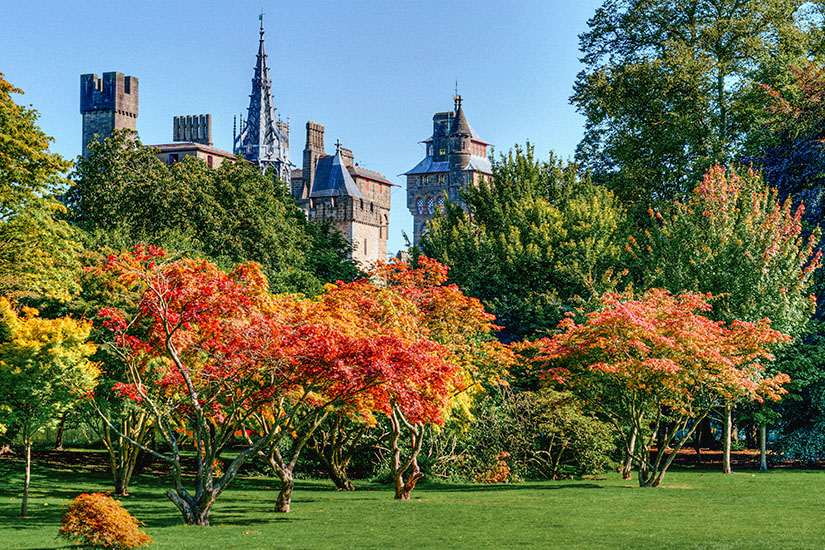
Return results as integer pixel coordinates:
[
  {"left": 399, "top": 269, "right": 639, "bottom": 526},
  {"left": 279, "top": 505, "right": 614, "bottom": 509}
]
[
  {"left": 573, "top": 0, "right": 820, "bottom": 216},
  {"left": 0, "top": 298, "right": 98, "bottom": 516},
  {"left": 0, "top": 73, "right": 81, "bottom": 303},
  {"left": 421, "top": 144, "right": 626, "bottom": 340},
  {"left": 67, "top": 130, "right": 359, "bottom": 295},
  {"left": 629, "top": 165, "right": 822, "bottom": 472}
]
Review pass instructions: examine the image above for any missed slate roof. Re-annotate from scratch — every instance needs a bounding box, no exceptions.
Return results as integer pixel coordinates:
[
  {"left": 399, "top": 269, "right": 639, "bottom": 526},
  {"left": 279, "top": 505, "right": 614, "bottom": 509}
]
[
  {"left": 420, "top": 124, "right": 488, "bottom": 145},
  {"left": 402, "top": 157, "right": 450, "bottom": 176},
  {"left": 152, "top": 143, "right": 236, "bottom": 158},
  {"left": 450, "top": 105, "right": 472, "bottom": 136},
  {"left": 310, "top": 151, "right": 365, "bottom": 199},
  {"left": 467, "top": 155, "right": 493, "bottom": 174},
  {"left": 403, "top": 154, "right": 492, "bottom": 176},
  {"left": 349, "top": 165, "right": 396, "bottom": 186}
]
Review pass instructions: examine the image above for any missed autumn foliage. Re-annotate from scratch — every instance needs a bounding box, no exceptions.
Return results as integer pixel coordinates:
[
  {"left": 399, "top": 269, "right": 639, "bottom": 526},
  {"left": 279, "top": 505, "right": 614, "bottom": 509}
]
[
  {"left": 59, "top": 492, "right": 151, "bottom": 549},
  {"left": 531, "top": 289, "right": 789, "bottom": 487},
  {"left": 88, "top": 246, "right": 477, "bottom": 519}
]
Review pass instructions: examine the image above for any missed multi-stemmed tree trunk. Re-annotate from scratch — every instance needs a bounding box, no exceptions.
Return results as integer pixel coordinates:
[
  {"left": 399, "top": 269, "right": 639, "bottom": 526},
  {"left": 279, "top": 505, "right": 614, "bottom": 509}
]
[
  {"left": 621, "top": 426, "right": 637, "bottom": 480},
  {"left": 307, "top": 415, "right": 370, "bottom": 491},
  {"left": 103, "top": 413, "right": 151, "bottom": 496},
  {"left": 635, "top": 412, "right": 708, "bottom": 488},
  {"left": 389, "top": 406, "right": 425, "bottom": 500}
]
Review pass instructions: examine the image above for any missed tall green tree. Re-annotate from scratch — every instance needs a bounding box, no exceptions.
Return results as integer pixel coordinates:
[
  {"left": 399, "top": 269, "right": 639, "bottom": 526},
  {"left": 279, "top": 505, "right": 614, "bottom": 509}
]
[
  {"left": 67, "top": 130, "right": 359, "bottom": 295},
  {"left": 421, "top": 144, "right": 626, "bottom": 340},
  {"left": 0, "top": 73, "right": 81, "bottom": 303},
  {"left": 629, "top": 164, "right": 822, "bottom": 472},
  {"left": 745, "top": 61, "right": 825, "bottom": 226},
  {"left": 573, "top": 0, "right": 821, "bottom": 216}
]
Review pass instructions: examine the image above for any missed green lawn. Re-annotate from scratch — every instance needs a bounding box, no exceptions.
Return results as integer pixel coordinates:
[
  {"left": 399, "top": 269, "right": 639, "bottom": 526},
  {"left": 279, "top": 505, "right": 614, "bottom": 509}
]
[{"left": 0, "top": 453, "right": 823, "bottom": 549}]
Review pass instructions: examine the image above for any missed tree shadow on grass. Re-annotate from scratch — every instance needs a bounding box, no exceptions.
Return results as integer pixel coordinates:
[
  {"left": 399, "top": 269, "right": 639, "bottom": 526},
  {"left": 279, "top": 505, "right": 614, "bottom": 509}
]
[
  {"left": 0, "top": 504, "right": 64, "bottom": 529},
  {"left": 420, "top": 482, "right": 604, "bottom": 492}
]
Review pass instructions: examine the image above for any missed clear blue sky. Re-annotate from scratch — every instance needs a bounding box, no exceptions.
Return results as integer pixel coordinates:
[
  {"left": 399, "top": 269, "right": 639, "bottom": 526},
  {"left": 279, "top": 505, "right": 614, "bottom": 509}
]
[{"left": 2, "top": 0, "right": 603, "bottom": 255}]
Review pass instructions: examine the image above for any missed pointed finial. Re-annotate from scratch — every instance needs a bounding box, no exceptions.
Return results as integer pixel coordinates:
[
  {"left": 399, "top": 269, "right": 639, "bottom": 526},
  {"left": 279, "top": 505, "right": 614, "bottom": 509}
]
[
  {"left": 455, "top": 79, "right": 459, "bottom": 97},
  {"left": 335, "top": 139, "right": 342, "bottom": 152},
  {"left": 454, "top": 94, "right": 463, "bottom": 111},
  {"left": 259, "top": 9, "right": 265, "bottom": 35}
]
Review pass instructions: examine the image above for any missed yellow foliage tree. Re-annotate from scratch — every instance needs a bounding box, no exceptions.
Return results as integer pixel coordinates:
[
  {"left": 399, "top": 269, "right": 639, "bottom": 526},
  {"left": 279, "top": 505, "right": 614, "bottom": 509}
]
[{"left": 0, "top": 298, "right": 98, "bottom": 516}]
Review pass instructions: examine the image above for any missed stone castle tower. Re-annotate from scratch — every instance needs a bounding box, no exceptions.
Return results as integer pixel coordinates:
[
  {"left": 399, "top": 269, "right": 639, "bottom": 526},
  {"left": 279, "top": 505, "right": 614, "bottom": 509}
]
[
  {"left": 404, "top": 95, "right": 492, "bottom": 244},
  {"left": 291, "top": 121, "right": 394, "bottom": 266},
  {"left": 234, "top": 16, "right": 290, "bottom": 182},
  {"left": 79, "top": 72, "right": 138, "bottom": 156}
]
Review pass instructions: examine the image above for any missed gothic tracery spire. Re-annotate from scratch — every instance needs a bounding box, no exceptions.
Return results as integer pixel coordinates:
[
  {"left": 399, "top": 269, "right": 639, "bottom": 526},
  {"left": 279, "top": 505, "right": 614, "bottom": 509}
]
[{"left": 233, "top": 15, "right": 290, "bottom": 181}]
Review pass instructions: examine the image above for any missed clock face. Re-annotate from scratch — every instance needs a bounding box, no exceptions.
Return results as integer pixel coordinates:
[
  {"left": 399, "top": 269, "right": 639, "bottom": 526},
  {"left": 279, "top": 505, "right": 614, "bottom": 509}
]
[
  {"left": 417, "top": 198, "right": 425, "bottom": 215},
  {"left": 428, "top": 198, "right": 435, "bottom": 215}
]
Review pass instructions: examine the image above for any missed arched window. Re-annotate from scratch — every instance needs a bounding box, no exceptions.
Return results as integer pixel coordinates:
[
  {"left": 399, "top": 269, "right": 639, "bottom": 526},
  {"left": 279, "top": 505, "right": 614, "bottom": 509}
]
[
  {"left": 417, "top": 197, "right": 425, "bottom": 215},
  {"left": 427, "top": 197, "right": 435, "bottom": 215},
  {"left": 437, "top": 196, "right": 445, "bottom": 213}
]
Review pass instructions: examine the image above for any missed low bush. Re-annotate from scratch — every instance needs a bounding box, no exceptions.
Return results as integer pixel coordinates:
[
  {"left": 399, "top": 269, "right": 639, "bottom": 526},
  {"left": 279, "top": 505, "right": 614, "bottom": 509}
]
[{"left": 59, "top": 492, "right": 151, "bottom": 549}]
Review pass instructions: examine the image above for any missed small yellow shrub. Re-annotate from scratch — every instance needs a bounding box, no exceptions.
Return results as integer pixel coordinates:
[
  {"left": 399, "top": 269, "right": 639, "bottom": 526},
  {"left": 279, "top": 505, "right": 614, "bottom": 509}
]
[{"left": 59, "top": 492, "right": 152, "bottom": 549}]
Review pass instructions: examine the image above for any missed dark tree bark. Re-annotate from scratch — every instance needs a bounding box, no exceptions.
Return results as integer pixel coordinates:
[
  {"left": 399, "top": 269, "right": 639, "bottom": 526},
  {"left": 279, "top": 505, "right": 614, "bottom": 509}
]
[
  {"left": 54, "top": 412, "right": 68, "bottom": 451},
  {"left": 307, "top": 415, "right": 369, "bottom": 491}
]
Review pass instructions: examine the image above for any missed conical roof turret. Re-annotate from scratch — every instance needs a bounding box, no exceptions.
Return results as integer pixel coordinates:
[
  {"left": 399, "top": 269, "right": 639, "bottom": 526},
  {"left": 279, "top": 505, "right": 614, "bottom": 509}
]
[{"left": 450, "top": 95, "right": 472, "bottom": 136}]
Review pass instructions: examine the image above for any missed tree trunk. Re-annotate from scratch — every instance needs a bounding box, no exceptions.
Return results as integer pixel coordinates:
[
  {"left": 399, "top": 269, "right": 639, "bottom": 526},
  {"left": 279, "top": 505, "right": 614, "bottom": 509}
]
[
  {"left": 327, "top": 463, "right": 355, "bottom": 491},
  {"left": 622, "top": 427, "right": 637, "bottom": 480},
  {"left": 166, "top": 489, "right": 212, "bottom": 526},
  {"left": 21, "top": 442, "right": 31, "bottom": 517},
  {"left": 54, "top": 412, "right": 67, "bottom": 451},
  {"left": 759, "top": 423, "right": 768, "bottom": 472},
  {"left": 274, "top": 470, "right": 294, "bottom": 513},
  {"left": 114, "top": 475, "right": 130, "bottom": 497},
  {"left": 389, "top": 408, "right": 425, "bottom": 500},
  {"left": 723, "top": 403, "right": 732, "bottom": 474}
]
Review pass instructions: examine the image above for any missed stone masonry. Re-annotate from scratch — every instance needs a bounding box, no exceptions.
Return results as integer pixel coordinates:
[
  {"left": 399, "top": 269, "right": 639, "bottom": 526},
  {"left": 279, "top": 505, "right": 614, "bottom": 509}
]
[{"left": 80, "top": 72, "right": 138, "bottom": 157}]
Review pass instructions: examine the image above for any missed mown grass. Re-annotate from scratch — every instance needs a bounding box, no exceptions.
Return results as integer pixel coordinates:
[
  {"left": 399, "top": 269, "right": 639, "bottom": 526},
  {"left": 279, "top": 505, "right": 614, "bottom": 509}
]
[{"left": 0, "top": 452, "right": 823, "bottom": 549}]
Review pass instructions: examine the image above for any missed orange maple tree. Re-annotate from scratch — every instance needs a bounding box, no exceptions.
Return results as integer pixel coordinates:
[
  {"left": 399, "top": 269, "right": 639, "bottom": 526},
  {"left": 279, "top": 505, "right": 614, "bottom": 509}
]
[
  {"left": 530, "top": 289, "right": 790, "bottom": 487},
  {"left": 92, "top": 246, "right": 461, "bottom": 522},
  {"left": 373, "top": 256, "right": 513, "bottom": 499}
]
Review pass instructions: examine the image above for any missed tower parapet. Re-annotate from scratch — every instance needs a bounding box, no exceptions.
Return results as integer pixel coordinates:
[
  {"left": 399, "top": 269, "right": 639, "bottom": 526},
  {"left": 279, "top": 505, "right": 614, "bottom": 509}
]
[
  {"left": 174, "top": 114, "right": 212, "bottom": 146},
  {"left": 80, "top": 72, "right": 138, "bottom": 156}
]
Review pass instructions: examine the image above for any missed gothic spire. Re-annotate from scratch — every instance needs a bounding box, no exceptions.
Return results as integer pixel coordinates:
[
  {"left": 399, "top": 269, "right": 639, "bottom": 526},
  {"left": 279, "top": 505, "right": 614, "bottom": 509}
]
[{"left": 233, "top": 15, "right": 290, "bottom": 181}]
